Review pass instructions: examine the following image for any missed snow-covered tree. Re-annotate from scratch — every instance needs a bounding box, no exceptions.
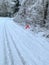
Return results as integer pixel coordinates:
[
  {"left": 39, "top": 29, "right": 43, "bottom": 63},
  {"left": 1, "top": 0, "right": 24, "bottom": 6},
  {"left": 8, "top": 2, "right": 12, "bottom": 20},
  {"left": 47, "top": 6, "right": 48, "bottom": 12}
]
[
  {"left": 13, "top": 0, "right": 21, "bottom": 14},
  {"left": 14, "top": 0, "right": 43, "bottom": 24},
  {"left": 0, "top": 0, "right": 8, "bottom": 16},
  {"left": 0, "top": 0, "right": 20, "bottom": 17},
  {"left": 40, "top": 0, "right": 49, "bottom": 27},
  {"left": 14, "top": 0, "right": 49, "bottom": 28}
]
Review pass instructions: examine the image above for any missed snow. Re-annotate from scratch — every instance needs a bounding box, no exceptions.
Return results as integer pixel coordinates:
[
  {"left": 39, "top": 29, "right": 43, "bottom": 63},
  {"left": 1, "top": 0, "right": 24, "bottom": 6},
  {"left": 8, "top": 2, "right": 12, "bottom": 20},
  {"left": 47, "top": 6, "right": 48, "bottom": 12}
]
[{"left": 0, "top": 17, "right": 49, "bottom": 65}]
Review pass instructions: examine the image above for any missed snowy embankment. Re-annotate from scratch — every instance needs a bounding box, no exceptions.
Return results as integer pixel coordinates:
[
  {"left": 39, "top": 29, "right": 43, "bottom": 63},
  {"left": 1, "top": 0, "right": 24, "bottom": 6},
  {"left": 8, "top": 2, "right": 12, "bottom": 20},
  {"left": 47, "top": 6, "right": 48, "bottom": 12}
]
[{"left": 0, "top": 17, "right": 49, "bottom": 65}]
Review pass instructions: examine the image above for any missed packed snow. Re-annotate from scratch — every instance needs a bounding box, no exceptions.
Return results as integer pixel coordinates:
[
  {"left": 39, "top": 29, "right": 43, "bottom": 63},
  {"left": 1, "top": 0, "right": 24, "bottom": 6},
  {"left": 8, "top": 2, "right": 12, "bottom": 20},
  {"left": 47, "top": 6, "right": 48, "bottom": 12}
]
[{"left": 0, "top": 17, "right": 49, "bottom": 65}]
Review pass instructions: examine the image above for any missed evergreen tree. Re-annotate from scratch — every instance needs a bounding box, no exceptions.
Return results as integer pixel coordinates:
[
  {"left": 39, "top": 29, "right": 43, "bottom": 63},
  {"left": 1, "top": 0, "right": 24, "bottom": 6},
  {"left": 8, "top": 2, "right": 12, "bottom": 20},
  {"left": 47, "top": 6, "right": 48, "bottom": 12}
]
[{"left": 13, "top": 0, "right": 21, "bottom": 14}]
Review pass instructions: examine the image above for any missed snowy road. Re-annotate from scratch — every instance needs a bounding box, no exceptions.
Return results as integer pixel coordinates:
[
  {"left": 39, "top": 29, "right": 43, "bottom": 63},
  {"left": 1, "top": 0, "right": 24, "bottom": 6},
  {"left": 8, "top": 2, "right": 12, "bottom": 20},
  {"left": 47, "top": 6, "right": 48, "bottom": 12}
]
[{"left": 0, "top": 18, "right": 49, "bottom": 65}]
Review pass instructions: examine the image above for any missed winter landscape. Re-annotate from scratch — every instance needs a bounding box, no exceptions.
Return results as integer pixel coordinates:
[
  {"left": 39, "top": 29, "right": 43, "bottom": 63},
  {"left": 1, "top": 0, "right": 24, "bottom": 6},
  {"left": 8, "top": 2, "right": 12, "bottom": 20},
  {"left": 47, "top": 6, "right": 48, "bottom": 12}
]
[{"left": 0, "top": 0, "right": 49, "bottom": 65}]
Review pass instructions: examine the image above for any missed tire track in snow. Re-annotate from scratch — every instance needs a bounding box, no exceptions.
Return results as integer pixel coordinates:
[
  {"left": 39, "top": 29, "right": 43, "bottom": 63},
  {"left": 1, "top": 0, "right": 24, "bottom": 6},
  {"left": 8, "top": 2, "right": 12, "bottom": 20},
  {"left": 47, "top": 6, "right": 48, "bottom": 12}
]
[
  {"left": 10, "top": 33, "right": 26, "bottom": 65},
  {"left": 4, "top": 24, "right": 14, "bottom": 65},
  {"left": 3, "top": 40, "right": 8, "bottom": 65},
  {"left": 7, "top": 21, "right": 49, "bottom": 64},
  {"left": 10, "top": 37, "right": 37, "bottom": 65},
  {"left": 6, "top": 28, "right": 26, "bottom": 65},
  {"left": 6, "top": 23, "right": 39, "bottom": 65},
  {"left": 7, "top": 24, "right": 43, "bottom": 65},
  {"left": 6, "top": 22, "right": 44, "bottom": 64},
  {"left": 3, "top": 24, "right": 8, "bottom": 65}
]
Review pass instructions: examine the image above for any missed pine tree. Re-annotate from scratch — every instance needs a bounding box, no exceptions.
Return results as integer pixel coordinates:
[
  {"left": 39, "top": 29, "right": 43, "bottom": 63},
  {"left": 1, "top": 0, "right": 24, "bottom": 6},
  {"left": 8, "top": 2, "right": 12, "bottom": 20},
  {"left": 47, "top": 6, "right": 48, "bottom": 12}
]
[{"left": 13, "top": 0, "right": 21, "bottom": 14}]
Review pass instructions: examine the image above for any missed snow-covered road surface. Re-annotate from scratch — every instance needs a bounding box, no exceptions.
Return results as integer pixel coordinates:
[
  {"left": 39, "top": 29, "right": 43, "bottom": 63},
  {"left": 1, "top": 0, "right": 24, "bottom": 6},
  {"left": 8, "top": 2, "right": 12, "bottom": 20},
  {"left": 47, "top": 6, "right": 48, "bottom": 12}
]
[{"left": 0, "top": 17, "right": 49, "bottom": 65}]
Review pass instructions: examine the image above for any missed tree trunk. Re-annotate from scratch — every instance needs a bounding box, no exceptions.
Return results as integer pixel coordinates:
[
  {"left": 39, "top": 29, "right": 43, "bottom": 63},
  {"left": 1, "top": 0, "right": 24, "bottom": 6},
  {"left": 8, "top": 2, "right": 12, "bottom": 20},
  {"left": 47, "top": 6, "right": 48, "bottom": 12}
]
[{"left": 43, "top": 0, "right": 48, "bottom": 24}]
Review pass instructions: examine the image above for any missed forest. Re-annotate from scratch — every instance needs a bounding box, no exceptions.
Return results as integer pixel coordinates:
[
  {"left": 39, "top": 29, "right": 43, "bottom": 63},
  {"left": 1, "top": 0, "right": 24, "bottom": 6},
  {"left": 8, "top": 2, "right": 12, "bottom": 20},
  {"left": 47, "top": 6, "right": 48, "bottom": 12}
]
[
  {"left": 0, "top": 0, "right": 49, "bottom": 65},
  {"left": 0, "top": 0, "right": 49, "bottom": 36}
]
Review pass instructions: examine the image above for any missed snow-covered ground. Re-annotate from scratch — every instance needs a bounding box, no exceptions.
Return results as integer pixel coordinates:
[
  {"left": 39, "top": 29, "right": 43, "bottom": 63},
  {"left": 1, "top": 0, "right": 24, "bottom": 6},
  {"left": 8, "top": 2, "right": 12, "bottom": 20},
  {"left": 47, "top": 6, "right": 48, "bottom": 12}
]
[{"left": 0, "top": 17, "right": 49, "bottom": 65}]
